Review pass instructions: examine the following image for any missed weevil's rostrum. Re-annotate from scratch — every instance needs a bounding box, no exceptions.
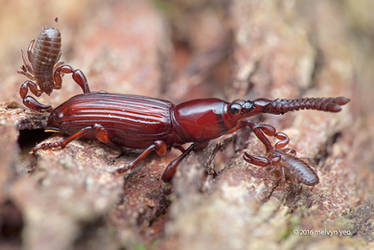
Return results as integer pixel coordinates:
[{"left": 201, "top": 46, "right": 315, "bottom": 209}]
[{"left": 19, "top": 27, "right": 350, "bottom": 187}]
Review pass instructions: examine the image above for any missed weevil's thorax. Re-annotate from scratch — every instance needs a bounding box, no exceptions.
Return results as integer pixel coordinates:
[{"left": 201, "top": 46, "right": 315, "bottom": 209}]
[{"left": 173, "top": 98, "right": 229, "bottom": 142}]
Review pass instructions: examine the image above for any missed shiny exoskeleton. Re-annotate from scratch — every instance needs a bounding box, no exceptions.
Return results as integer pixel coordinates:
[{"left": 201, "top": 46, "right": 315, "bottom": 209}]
[
  {"left": 17, "top": 27, "right": 89, "bottom": 112},
  {"left": 31, "top": 70, "right": 350, "bottom": 184}
]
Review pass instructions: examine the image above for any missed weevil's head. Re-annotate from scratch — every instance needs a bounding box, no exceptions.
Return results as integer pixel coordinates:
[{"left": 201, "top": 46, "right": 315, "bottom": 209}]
[
  {"left": 45, "top": 106, "right": 66, "bottom": 133},
  {"left": 223, "top": 98, "right": 271, "bottom": 124}
]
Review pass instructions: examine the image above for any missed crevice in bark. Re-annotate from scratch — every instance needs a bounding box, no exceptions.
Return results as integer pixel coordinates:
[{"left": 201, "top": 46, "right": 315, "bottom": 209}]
[
  {"left": 73, "top": 216, "right": 107, "bottom": 250},
  {"left": 0, "top": 200, "right": 23, "bottom": 247},
  {"left": 17, "top": 129, "right": 52, "bottom": 152},
  {"left": 314, "top": 131, "right": 342, "bottom": 166}
]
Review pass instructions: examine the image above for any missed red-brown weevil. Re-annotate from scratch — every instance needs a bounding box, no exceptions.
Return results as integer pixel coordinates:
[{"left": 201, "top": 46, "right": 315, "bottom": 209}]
[{"left": 25, "top": 66, "right": 349, "bottom": 185}]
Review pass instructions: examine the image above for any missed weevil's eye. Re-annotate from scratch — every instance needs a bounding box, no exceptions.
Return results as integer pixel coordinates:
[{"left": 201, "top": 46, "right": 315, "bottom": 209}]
[{"left": 229, "top": 103, "right": 242, "bottom": 115}]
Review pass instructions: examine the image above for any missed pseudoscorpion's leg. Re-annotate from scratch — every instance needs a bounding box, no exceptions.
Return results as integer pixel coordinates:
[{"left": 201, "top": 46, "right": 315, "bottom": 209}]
[
  {"left": 19, "top": 80, "right": 52, "bottom": 112},
  {"left": 53, "top": 65, "right": 91, "bottom": 93},
  {"left": 161, "top": 143, "right": 196, "bottom": 182},
  {"left": 240, "top": 121, "right": 287, "bottom": 167}
]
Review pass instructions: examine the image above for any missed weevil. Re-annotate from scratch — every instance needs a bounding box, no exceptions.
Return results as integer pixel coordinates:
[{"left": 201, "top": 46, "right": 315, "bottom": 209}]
[{"left": 30, "top": 69, "right": 349, "bottom": 184}]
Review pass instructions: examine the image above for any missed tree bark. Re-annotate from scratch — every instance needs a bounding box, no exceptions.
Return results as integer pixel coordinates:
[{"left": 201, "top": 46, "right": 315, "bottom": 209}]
[{"left": 0, "top": 1, "right": 373, "bottom": 250}]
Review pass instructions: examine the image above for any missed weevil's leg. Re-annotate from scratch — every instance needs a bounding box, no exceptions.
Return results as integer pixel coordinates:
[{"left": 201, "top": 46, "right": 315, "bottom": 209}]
[
  {"left": 92, "top": 124, "right": 115, "bottom": 146},
  {"left": 53, "top": 64, "right": 90, "bottom": 93},
  {"left": 92, "top": 124, "right": 124, "bottom": 158},
  {"left": 115, "top": 140, "right": 167, "bottom": 174},
  {"left": 19, "top": 80, "right": 52, "bottom": 112},
  {"left": 161, "top": 143, "right": 196, "bottom": 182},
  {"left": 92, "top": 122, "right": 121, "bottom": 149},
  {"left": 33, "top": 123, "right": 112, "bottom": 153},
  {"left": 32, "top": 125, "right": 95, "bottom": 153}
]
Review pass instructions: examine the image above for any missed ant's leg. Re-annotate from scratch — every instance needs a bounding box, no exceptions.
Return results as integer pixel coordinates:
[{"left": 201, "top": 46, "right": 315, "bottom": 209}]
[
  {"left": 161, "top": 143, "right": 196, "bottom": 182},
  {"left": 19, "top": 80, "right": 52, "bottom": 112},
  {"left": 115, "top": 140, "right": 167, "bottom": 174},
  {"left": 53, "top": 65, "right": 90, "bottom": 93}
]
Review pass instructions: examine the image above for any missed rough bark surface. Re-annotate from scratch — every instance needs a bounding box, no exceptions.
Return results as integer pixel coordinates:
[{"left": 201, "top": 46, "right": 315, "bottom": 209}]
[{"left": 0, "top": 1, "right": 373, "bottom": 250}]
